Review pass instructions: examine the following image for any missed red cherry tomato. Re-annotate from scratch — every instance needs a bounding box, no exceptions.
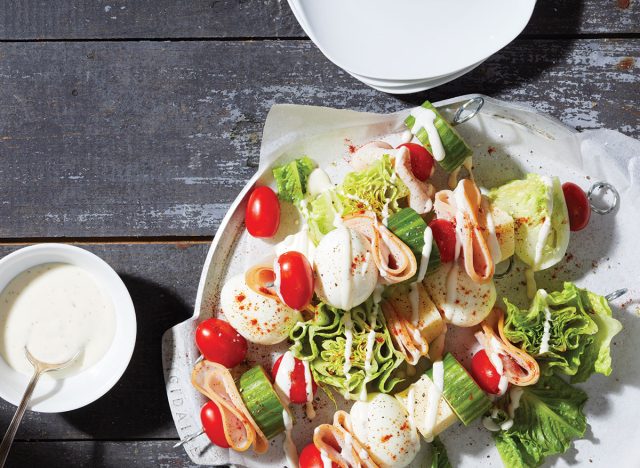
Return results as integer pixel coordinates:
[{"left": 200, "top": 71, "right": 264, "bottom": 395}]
[
  {"left": 245, "top": 186, "right": 280, "bottom": 238},
  {"left": 299, "top": 443, "right": 339, "bottom": 468},
  {"left": 428, "top": 218, "right": 457, "bottom": 263},
  {"left": 272, "top": 354, "right": 318, "bottom": 404},
  {"left": 276, "top": 251, "right": 314, "bottom": 310},
  {"left": 196, "top": 318, "right": 247, "bottom": 368},
  {"left": 397, "top": 143, "right": 435, "bottom": 181},
  {"left": 562, "top": 182, "right": 591, "bottom": 231},
  {"left": 471, "top": 349, "right": 503, "bottom": 395},
  {"left": 201, "top": 401, "right": 230, "bottom": 448}
]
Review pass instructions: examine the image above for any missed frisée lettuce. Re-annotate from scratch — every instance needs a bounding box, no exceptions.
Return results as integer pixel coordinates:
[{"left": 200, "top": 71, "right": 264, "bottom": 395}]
[
  {"left": 494, "top": 374, "right": 587, "bottom": 468},
  {"left": 503, "top": 282, "right": 622, "bottom": 383},
  {"left": 488, "top": 174, "right": 569, "bottom": 271}
]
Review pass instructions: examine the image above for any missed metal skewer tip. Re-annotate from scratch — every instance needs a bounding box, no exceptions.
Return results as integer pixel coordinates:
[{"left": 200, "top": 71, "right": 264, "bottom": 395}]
[
  {"left": 605, "top": 289, "right": 628, "bottom": 302},
  {"left": 587, "top": 181, "right": 620, "bottom": 215},
  {"left": 173, "top": 429, "right": 205, "bottom": 449},
  {"left": 452, "top": 96, "right": 485, "bottom": 126}
]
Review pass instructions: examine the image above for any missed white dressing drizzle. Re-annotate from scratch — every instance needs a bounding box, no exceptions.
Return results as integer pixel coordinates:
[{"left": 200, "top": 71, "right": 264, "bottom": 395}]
[
  {"left": 400, "top": 129, "right": 413, "bottom": 144},
  {"left": 274, "top": 351, "right": 297, "bottom": 399},
  {"left": 533, "top": 176, "right": 555, "bottom": 269},
  {"left": 538, "top": 290, "right": 552, "bottom": 354},
  {"left": 341, "top": 431, "right": 355, "bottom": 465},
  {"left": 482, "top": 197, "right": 502, "bottom": 263},
  {"left": 302, "top": 359, "right": 316, "bottom": 420},
  {"left": 416, "top": 226, "right": 433, "bottom": 283},
  {"left": 362, "top": 285, "right": 384, "bottom": 401},
  {"left": 282, "top": 409, "right": 299, "bottom": 468},
  {"left": 275, "top": 225, "right": 317, "bottom": 266},
  {"left": 339, "top": 227, "right": 353, "bottom": 310},
  {"left": 424, "top": 360, "right": 444, "bottom": 442},
  {"left": 410, "top": 107, "right": 445, "bottom": 161}
]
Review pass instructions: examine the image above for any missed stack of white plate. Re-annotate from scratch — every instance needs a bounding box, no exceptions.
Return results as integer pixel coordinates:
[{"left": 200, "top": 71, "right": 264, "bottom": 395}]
[{"left": 287, "top": 0, "right": 536, "bottom": 94}]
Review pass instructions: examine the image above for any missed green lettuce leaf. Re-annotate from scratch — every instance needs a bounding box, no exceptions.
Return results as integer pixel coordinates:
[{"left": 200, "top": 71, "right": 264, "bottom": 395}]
[
  {"left": 494, "top": 375, "right": 587, "bottom": 468},
  {"left": 503, "top": 282, "right": 622, "bottom": 382},
  {"left": 488, "top": 174, "right": 569, "bottom": 271},
  {"left": 272, "top": 157, "right": 315, "bottom": 203},
  {"left": 339, "top": 154, "right": 408, "bottom": 219},
  {"left": 289, "top": 298, "right": 404, "bottom": 399},
  {"left": 427, "top": 437, "right": 452, "bottom": 468},
  {"left": 304, "top": 188, "right": 344, "bottom": 245}
]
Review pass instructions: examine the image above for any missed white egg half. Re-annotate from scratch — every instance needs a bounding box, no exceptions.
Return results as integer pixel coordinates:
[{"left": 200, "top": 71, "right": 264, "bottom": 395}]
[
  {"left": 423, "top": 261, "right": 496, "bottom": 327},
  {"left": 314, "top": 227, "right": 378, "bottom": 310},
  {"left": 220, "top": 274, "right": 301, "bottom": 345},
  {"left": 350, "top": 393, "right": 420, "bottom": 468}
]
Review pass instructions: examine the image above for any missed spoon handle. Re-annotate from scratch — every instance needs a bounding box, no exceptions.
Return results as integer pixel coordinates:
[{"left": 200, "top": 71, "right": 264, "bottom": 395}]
[{"left": 0, "top": 370, "right": 42, "bottom": 468}]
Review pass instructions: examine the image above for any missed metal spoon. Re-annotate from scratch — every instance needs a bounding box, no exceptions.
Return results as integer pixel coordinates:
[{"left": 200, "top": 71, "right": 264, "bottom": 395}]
[{"left": 0, "top": 348, "right": 79, "bottom": 468}]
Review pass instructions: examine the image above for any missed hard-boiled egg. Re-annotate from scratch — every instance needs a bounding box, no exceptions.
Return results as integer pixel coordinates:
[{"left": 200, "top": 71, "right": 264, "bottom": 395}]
[
  {"left": 220, "top": 274, "right": 301, "bottom": 345},
  {"left": 313, "top": 226, "right": 378, "bottom": 310},
  {"left": 423, "top": 261, "right": 496, "bottom": 327},
  {"left": 350, "top": 393, "right": 420, "bottom": 468}
]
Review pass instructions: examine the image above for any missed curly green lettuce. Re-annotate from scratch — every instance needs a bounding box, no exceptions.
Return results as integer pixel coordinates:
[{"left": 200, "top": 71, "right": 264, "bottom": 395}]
[
  {"left": 289, "top": 298, "right": 404, "bottom": 399},
  {"left": 494, "top": 374, "right": 587, "bottom": 468},
  {"left": 272, "top": 156, "right": 315, "bottom": 203},
  {"left": 503, "top": 282, "right": 622, "bottom": 383}
]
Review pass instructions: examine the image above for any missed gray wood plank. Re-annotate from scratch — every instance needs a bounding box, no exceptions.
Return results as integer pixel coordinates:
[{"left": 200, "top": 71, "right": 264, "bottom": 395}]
[
  {"left": 0, "top": 242, "right": 208, "bottom": 440},
  {"left": 7, "top": 440, "right": 196, "bottom": 468},
  {"left": 0, "top": 39, "right": 638, "bottom": 238},
  {"left": 0, "top": 0, "right": 637, "bottom": 39}
]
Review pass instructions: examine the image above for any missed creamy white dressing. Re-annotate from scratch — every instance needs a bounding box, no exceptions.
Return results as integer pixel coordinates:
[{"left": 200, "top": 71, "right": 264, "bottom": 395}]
[
  {"left": 400, "top": 129, "right": 413, "bottom": 144},
  {"left": 417, "top": 226, "right": 433, "bottom": 283},
  {"left": 482, "top": 198, "right": 502, "bottom": 263},
  {"left": 410, "top": 107, "right": 445, "bottom": 161},
  {"left": 339, "top": 227, "right": 353, "bottom": 309},
  {"left": 341, "top": 431, "right": 355, "bottom": 465},
  {"left": 307, "top": 168, "right": 333, "bottom": 196},
  {"left": 504, "top": 386, "right": 525, "bottom": 430},
  {"left": 282, "top": 409, "right": 299, "bottom": 468},
  {"left": 302, "top": 359, "right": 317, "bottom": 420},
  {"left": 381, "top": 198, "right": 391, "bottom": 226},
  {"left": 274, "top": 351, "right": 297, "bottom": 400},
  {"left": 533, "top": 176, "right": 555, "bottom": 269},
  {"left": 424, "top": 360, "right": 444, "bottom": 442},
  {"left": 343, "top": 311, "right": 354, "bottom": 385},
  {"left": 0, "top": 263, "right": 115, "bottom": 378},
  {"left": 539, "top": 290, "right": 552, "bottom": 354},
  {"left": 525, "top": 268, "right": 537, "bottom": 300}
]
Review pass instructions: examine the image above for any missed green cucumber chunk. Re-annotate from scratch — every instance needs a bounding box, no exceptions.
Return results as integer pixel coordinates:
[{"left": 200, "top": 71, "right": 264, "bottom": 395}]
[
  {"left": 427, "top": 353, "right": 491, "bottom": 425},
  {"left": 238, "top": 366, "right": 286, "bottom": 440},
  {"left": 404, "top": 101, "right": 472, "bottom": 173},
  {"left": 387, "top": 207, "right": 441, "bottom": 277}
]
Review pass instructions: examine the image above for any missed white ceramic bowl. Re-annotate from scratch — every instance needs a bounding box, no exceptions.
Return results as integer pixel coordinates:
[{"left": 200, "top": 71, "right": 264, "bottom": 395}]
[{"left": 0, "top": 244, "right": 136, "bottom": 413}]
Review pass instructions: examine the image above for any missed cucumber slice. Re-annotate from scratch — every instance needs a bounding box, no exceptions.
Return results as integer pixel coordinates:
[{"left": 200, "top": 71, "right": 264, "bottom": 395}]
[
  {"left": 387, "top": 207, "right": 441, "bottom": 277},
  {"left": 395, "top": 373, "right": 459, "bottom": 439},
  {"left": 404, "top": 101, "right": 472, "bottom": 173},
  {"left": 238, "top": 366, "right": 286, "bottom": 440},
  {"left": 426, "top": 353, "right": 491, "bottom": 425}
]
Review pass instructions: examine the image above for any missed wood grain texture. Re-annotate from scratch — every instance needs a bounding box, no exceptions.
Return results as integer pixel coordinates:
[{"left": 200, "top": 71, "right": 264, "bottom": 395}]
[
  {"left": 0, "top": 242, "right": 208, "bottom": 440},
  {"left": 6, "top": 440, "right": 196, "bottom": 468},
  {"left": 0, "top": 39, "right": 637, "bottom": 238},
  {"left": 0, "top": 0, "right": 637, "bottom": 40}
]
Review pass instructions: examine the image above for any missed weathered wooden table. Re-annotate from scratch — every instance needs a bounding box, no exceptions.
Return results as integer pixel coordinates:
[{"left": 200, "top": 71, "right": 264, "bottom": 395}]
[{"left": 0, "top": 1, "right": 637, "bottom": 466}]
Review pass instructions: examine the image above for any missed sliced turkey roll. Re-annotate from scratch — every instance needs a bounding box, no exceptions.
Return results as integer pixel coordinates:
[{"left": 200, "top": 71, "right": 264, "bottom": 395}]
[
  {"left": 475, "top": 308, "right": 540, "bottom": 387},
  {"left": 313, "top": 410, "right": 379, "bottom": 468},
  {"left": 382, "top": 283, "right": 445, "bottom": 365},
  {"left": 191, "top": 361, "right": 269, "bottom": 453},
  {"left": 342, "top": 211, "right": 417, "bottom": 284},
  {"left": 394, "top": 145, "right": 435, "bottom": 214}
]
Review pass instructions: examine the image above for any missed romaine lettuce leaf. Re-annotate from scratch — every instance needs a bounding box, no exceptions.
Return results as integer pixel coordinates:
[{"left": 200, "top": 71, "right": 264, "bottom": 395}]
[
  {"left": 488, "top": 174, "right": 569, "bottom": 271},
  {"left": 272, "top": 157, "right": 315, "bottom": 203},
  {"left": 494, "top": 374, "right": 587, "bottom": 468},
  {"left": 305, "top": 189, "right": 344, "bottom": 245},
  {"left": 503, "top": 282, "right": 622, "bottom": 382},
  {"left": 289, "top": 298, "right": 404, "bottom": 399},
  {"left": 428, "top": 437, "right": 452, "bottom": 468}
]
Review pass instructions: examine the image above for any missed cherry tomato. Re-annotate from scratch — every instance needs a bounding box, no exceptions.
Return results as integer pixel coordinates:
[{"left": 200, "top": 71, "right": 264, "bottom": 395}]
[
  {"left": 429, "top": 218, "right": 457, "bottom": 263},
  {"left": 271, "top": 354, "right": 318, "bottom": 404},
  {"left": 299, "top": 443, "right": 338, "bottom": 468},
  {"left": 196, "top": 318, "right": 247, "bottom": 368},
  {"left": 397, "top": 143, "right": 435, "bottom": 181},
  {"left": 471, "top": 349, "right": 503, "bottom": 395},
  {"left": 245, "top": 186, "right": 280, "bottom": 238},
  {"left": 276, "top": 251, "right": 314, "bottom": 310},
  {"left": 201, "top": 401, "right": 230, "bottom": 448},
  {"left": 562, "top": 182, "right": 591, "bottom": 231}
]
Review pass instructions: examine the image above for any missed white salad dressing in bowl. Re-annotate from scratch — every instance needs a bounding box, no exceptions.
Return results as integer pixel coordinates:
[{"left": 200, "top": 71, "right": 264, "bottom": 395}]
[{"left": 0, "top": 244, "right": 136, "bottom": 413}]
